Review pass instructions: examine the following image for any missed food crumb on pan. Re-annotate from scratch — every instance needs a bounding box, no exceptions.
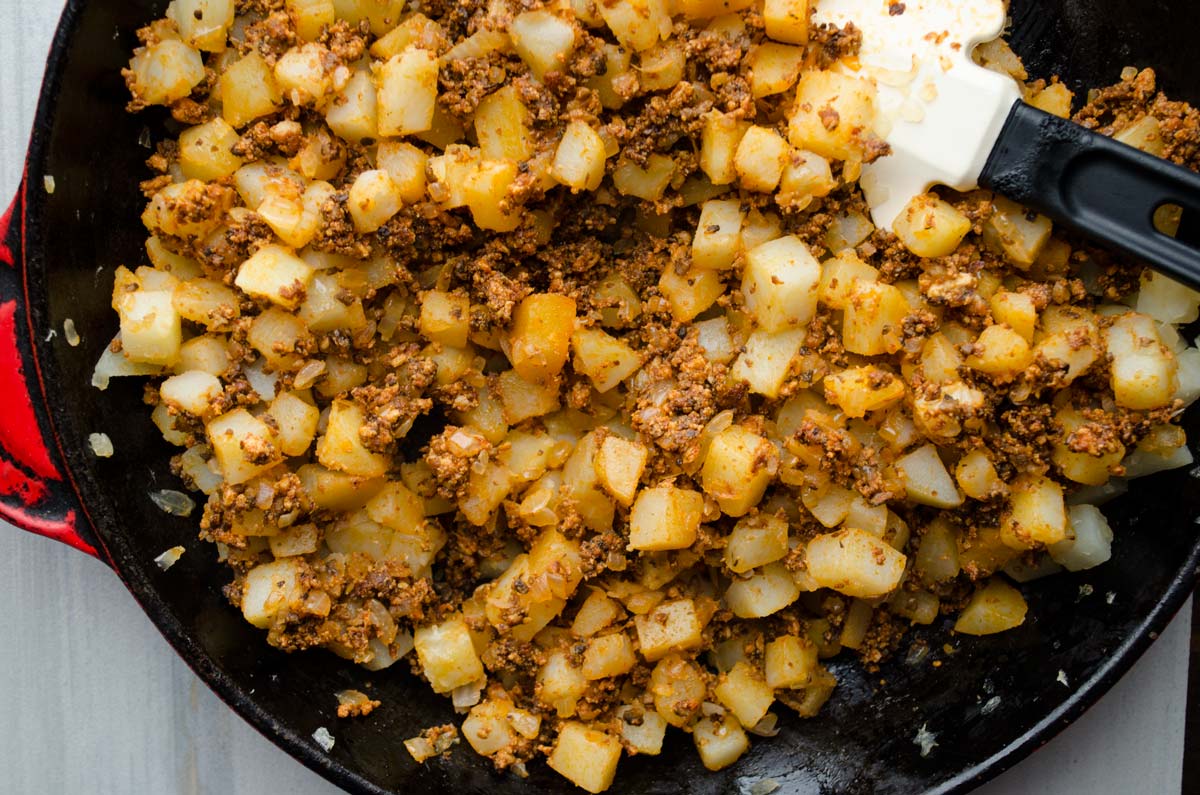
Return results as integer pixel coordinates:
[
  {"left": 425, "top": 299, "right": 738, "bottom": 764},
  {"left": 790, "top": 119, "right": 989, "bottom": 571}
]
[
  {"left": 88, "top": 432, "right": 114, "bottom": 458},
  {"left": 980, "top": 696, "right": 1002, "bottom": 715},
  {"left": 335, "top": 689, "right": 381, "bottom": 719},
  {"left": 1078, "top": 584, "right": 1094, "bottom": 599},
  {"left": 43, "top": 175, "right": 55, "bottom": 194},
  {"left": 913, "top": 724, "right": 939, "bottom": 757},
  {"left": 746, "top": 779, "right": 782, "bottom": 795},
  {"left": 63, "top": 318, "right": 80, "bottom": 346},
  {"left": 154, "top": 545, "right": 185, "bottom": 571},
  {"left": 149, "top": 489, "right": 196, "bottom": 517},
  {"left": 312, "top": 726, "right": 335, "bottom": 752},
  {"left": 1106, "top": 591, "right": 1117, "bottom": 605},
  {"left": 1056, "top": 670, "right": 1070, "bottom": 687},
  {"left": 404, "top": 724, "right": 460, "bottom": 763}
]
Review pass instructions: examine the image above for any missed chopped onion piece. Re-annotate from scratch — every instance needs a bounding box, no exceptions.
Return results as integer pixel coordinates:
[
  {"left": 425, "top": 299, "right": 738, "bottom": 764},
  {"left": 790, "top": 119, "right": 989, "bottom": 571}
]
[
  {"left": 88, "top": 432, "right": 114, "bottom": 458},
  {"left": 451, "top": 679, "right": 485, "bottom": 710},
  {"left": 154, "top": 545, "right": 185, "bottom": 571},
  {"left": 63, "top": 318, "right": 80, "bottom": 346},
  {"left": 150, "top": 489, "right": 196, "bottom": 517},
  {"left": 312, "top": 726, "right": 335, "bottom": 752}
]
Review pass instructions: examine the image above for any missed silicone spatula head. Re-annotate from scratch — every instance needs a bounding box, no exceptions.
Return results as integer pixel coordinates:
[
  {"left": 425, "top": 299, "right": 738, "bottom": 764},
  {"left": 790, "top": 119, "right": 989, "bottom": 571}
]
[{"left": 813, "top": 0, "right": 1022, "bottom": 230}]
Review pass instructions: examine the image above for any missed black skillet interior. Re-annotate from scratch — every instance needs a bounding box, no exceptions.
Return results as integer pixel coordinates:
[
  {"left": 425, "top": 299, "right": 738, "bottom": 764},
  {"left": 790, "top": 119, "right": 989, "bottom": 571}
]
[{"left": 22, "top": 1, "right": 1200, "bottom": 793}]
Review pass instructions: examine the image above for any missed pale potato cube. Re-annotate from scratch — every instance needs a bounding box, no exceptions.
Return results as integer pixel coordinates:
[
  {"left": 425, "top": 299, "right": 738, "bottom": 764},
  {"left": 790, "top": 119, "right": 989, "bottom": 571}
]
[
  {"left": 638, "top": 41, "right": 685, "bottom": 90},
  {"left": 372, "top": 143, "right": 426, "bottom": 204},
  {"left": 842, "top": 281, "right": 907, "bottom": 356},
  {"left": 179, "top": 118, "right": 243, "bottom": 181},
  {"left": 788, "top": 70, "right": 877, "bottom": 161},
  {"left": 582, "top": 632, "right": 638, "bottom": 679},
  {"left": 896, "top": 444, "right": 963, "bottom": 508},
  {"left": 956, "top": 448, "right": 1004, "bottom": 500},
  {"left": 572, "top": 589, "right": 624, "bottom": 637},
  {"left": 548, "top": 722, "right": 622, "bottom": 795},
  {"left": 730, "top": 328, "right": 805, "bottom": 398},
  {"left": 119, "top": 291, "right": 182, "bottom": 366},
  {"left": 595, "top": 434, "right": 648, "bottom": 505},
  {"left": 562, "top": 433, "right": 616, "bottom": 532},
  {"left": 692, "top": 199, "right": 745, "bottom": 270},
  {"left": 376, "top": 48, "right": 438, "bottom": 137},
  {"left": 511, "top": 10, "right": 577, "bottom": 80},
  {"left": 892, "top": 194, "right": 971, "bottom": 258},
  {"left": 497, "top": 369, "right": 561, "bottom": 423},
  {"left": 462, "top": 698, "right": 515, "bottom": 757},
  {"left": 966, "top": 324, "right": 1034, "bottom": 379},
  {"left": 325, "top": 68, "right": 378, "bottom": 144},
  {"left": 418, "top": 290, "right": 470, "bottom": 348},
  {"left": 779, "top": 149, "right": 836, "bottom": 206},
  {"left": 613, "top": 154, "right": 677, "bottom": 201},
  {"left": 267, "top": 391, "right": 321, "bottom": 457},
  {"left": 617, "top": 705, "right": 667, "bottom": 755},
  {"left": 763, "top": 0, "right": 809, "bottom": 44},
  {"left": 539, "top": 649, "right": 589, "bottom": 716},
  {"left": 246, "top": 309, "right": 309, "bottom": 371},
  {"left": 365, "top": 481, "right": 425, "bottom": 532},
  {"left": 316, "top": 400, "right": 390, "bottom": 478},
  {"left": 917, "top": 333, "right": 964, "bottom": 384},
  {"left": 764, "top": 634, "right": 817, "bottom": 689},
  {"left": 700, "top": 111, "right": 750, "bottom": 185},
  {"left": 208, "top": 408, "right": 280, "bottom": 485},
  {"left": 427, "top": 145, "right": 480, "bottom": 209},
  {"left": 585, "top": 43, "right": 634, "bottom": 109},
  {"left": 242, "top": 559, "right": 303, "bottom": 628},
  {"left": 805, "top": 528, "right": 907, "bottom": 598},
  {"left": 1105, "top": 312, "right": 1178, "bottom": 410},
  {"left": 552, "top": 121, "right": 607, "bottom": 191},
  {"left": 733, "top": 125, "right": 789, "bottom": 192},
  {"left": 702, "top": 425, "right": 778, "bottom": 517},
  {"left": 220, "top": 52, "right": 282, "bottom": 128},
  {"left": 414, "top": 617, "right": 485, "bottom": 693},
  {"left": 695, "top": 317, "right": 736, "bottom": 363},
  {"left": 127, "top": 40, "right": 206, "bottom": 106},
  {"left": 748, "top": 43, "right": 805, "bottom": 98},
  {"left": 160, "top": 370, "right": 222, "bottom": 416},
  {"left": 474, "top": 85, "right": 533, "bottom": 162},
  {"left": 725, "top": 561, "right": 800, "bottom": 618},
  {"left": 819, "top": 250, "right": 878, "bottom": 309},
  {"left": 634, "top": 598, "right": 703, "bottom": 660},
  {"left": 273, "top": 43, "right": 332, "bottom": 106},
  {"left": 1001, "top": 474, "right": 1068, "bottom": 549},
  {"left": 572, "top": 327, "right": 642, "bottom": 392},
  {"left": 916, "top": 517, "right": 960, "bottom": 582},
  {"left": 823, "top": 366, "right": 906, "bottom": 419},
  {"left": 369, "top": 12, "right": 446, "bottom": 58},
  {"left": 742, "top": 235, "right": 821, "bottom": 332},
  {"left": 1053, "top": 407, "right": 1125, "bottom": 486},
  {"left": 509, "top": 293, "right": 577, "bottom": 383},
  {"left": 467, "top": 159, "right": 521, "bottom": 232},
  {"left": 142, "top": 180, "right": 233, "bottom": 239},
  {"left": 715, "top": 661, "right": 774, "bottom": 729},
  {"left": 800, "top": 482, "right": 855, "bottom": 528},
  {"left": 177, "top": 335, "right": 230, "bottom": 375},
  {"left": 628, "top": 486, "right": 703, "bottom": 551},
  {"left": 725, "top": 514, "right": 788, "bottom": 574},
  {"left": 984, "top": 197, "right": 1052, "bottom": 268},
  {"left": 990, "top": 291, "right": 1038, "bottom": 341},
  {"left": 288, "top": 0, "right": 336, "bottom": 40},
  {"left": 348, "top": 169, "right": 404, "bottom": 234},
  {"left": 168, "top": 0, "right": 235, "bottom": 51},
  {"left": 659, "top": 265, "right": 726, "bottom": 322},
  {"left": 649, "top": 654, "right": 706, "bottom": 725},
  {"left": 693, "top": 716, "right": 749, "bottom": 771},
  {"left": 953, "top": 579, "right": 1028, "bottom": 636},
  {"left": 234, "top": 245, "right": 315, "bottom": 309},
  {"left": 596, "top": 0, "right": 671, "bottom": 52},
  {"left": 1050, "top": 504, "right": 1114, "bottom": 572}
]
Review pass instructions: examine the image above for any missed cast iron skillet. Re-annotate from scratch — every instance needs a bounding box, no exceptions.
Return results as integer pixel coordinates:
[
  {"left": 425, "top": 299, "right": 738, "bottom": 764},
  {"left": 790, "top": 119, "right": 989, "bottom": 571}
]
[{"left": 3, "top": 1, "right": 1199, "bottom": 792}]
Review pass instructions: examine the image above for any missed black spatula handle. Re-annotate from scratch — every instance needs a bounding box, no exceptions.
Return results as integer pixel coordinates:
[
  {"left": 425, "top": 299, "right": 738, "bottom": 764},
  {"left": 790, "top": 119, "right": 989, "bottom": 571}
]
[{"left": 979, "top": 101, "right": 1200, "bottom": 291}]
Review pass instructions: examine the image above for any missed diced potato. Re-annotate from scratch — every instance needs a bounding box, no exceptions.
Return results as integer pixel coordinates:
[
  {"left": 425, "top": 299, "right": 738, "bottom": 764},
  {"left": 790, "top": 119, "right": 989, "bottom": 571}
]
[
  {"left": 585, "top": 43, "right": 634, "bottom": 109},
  {"left": 462, "top": 698, "right": 515, "bottom": 757},
  {"left": 819, "top": 250, "right": 878, "bottom": 309},
  {"left": 596, "top": 0, "right": 671, "bottom": 52},
  {"left": 1001, "top": 474, "right": 1068, "bottom": 549},
  {"left": 1115, "top": 114, "right": 1166, "bottom": 156},
  {"left": 539, "top": 649, "right": 589, "bottom": 716},
  {"left": 511, "top": 10, "right": 577, "bottom": 80},
  {"left": 788, "top": 71, "right": 877, "bottom": 161},
  {"left": 127, "top": 40, "right": 206, "bottom": 106},
  {"left": 459, "top": 460, "right": 514, "bottom": 526},
  {"left": 648, "top": 654, "right": 706, "bottom": 725},
  {"left": 764, "top": 634, "right": 817, "bottom": 689},
  {"left": 177, "top": 335, "right": 230, "bottom": 376},
  {"left": 748, "top": 43, "right": 805, "bottom": 98},
  {"left": 316, "top": 400, "right": 390, "bottom": 478},
  {"left": 168, "top": 0, "right": 235, "bottom": 51},
  {"left": 702, "top": 425, "right": 778, "bottom": 517},
  {"left": 763, "top": 0, "right": 809, "bottom": 44},
  {"left": 1028, "top": 81, "right": 1073, "bottom": 117},
  {"left": 179, "top": 118, "right": 243, "bottom": 181},
  {"left": 497, "top": 369, "right": 561, "bottom": 423},
  {"left": 613, "top": 154, "right": 677, "bottom": 201},
  {"left": 638, "top": 41, "right": 685, "bottom": 91},
  {"left": 693, "top": 716, "right": 749, "bottom": 771},
  {"left": 297, "top": 464, "right": 384, "bottom": 511},
  {"left": 966, "top": 324, "right": 1034, "bottom": 380},
  {"left": 419, "top": 290, "right": 470, "bottom": 348},
  {"left": 572, "top": 589, "right": 624, "bottom": 637},
  {"left": 1050, "top": 504, "right": 1114, "bottom": 572},
  {"left": 725, "top": 514, "right": 788, "bottom": 574},
  {"left": 414, "top": 617, "right": 485, "bottom": 693},
  {"left": 1105, "top": 312, "right": 1178, "bottom": 410},
  {"left": 273, "top": 43, "right": 332, "bottom": 106},
  {"left": 595, "top": 434, "right": 648, "bottom": 505},
  {"left": 823, "top": 367, "right": 906, "bottom": 419},
  {"left": 220, "top": 52, "right": 282, "bottom": 128},
  {"left": 548, "top": 723, "right": 622, "bottom": 795},
  {"left": 892, "top": 194, "right": 971, "bottom": 259},
  {"left": 956, "top": 448, "right": 1004, "bottom": 499},
  {"left": 376, "top": 141, "right": 428, "bottom": 203},
  {"left": 725, "top": 562, "right": 800, "bottom": 618},
  {"left": 628, "top": 486, "right": 703, "bottom": 551},
  {"left": 915, "top": 517, "right": 960, "bottom": 582},
  {"left": 673, "top": 0, "right": 753, "bottom": 17},
  {"left": 242, "top": 559, "right": 303, "bottom": 628},
  {"left": 572, "top": 328, "right": 642, "bottom": 392},
  {"left": 376, "top": 48, "right": 438, "bottom": 137},
  {"left": 582, "top": 632, "right": 638, "bottom": 679},
  {"left": 288, "top": 0, "right": 336, "bottom": 41},
  {"left": 953, "top": 579, "right": 1028, "bottom": 636},
  {"left": 617, "top": 705, "right": 667, "bottom": 755},
  {"left": 119, "top": 290, "right": 182, "bottom": 366},
  {"left": 700, "top": 112, "right": 751, "bottom": 185},
  {"left": 984, "top": 197, "right": 1052, "bottom": 268},
  {"left": 207, "top": 408, "right": 280, "bottom": 485},
  {"left": 266, "top": 391, "right": 321, "bottom": 457},
  {"left": 742, "top": 235, "right": 821, "bottom": 332},
  {"left": 730, "top": 328, "right": 805, "bottom": 398},
  {"left": 634, "top": 598, "right": 703, "bottom": 660},
  {"left": 1053, "top": 407, "right": 1125, "bottom": 486},
  {"left": 842, "top": 281, "right": 907, "bottom": 356},
  {"left": 692, "top": 199, "right": 745, "bottom": 270},
  {"left": 234, "top": 245, "right": 315, "bottom": 309},
  {"left": 734, "top": 126, "right": 789, "bottom": 192},
  {"left": 659, "top": 265, "right": 726, "bottom": 322},
  {"left": 990, "top": 291, "right": 1038, "bottom": 341},
  {"left": 509, "top": 293, "right": 577, "bottom": 383},
  {"left": 715, "top": 661, "right": 774, "bottom": 729},
  {"left": 552, "top": 121, "right": 607, "bottom": 191},
  {"left": 779, "top": 149, "right": 836, "bottom": 207},
  {"left": 160, "top": 370, "right": 222, "bottom": 416},
  {"left": 805, "top": 528, "right": 907, "bottom": 598},
  {"left": 348, "top": 169, "right": 404, "bottom": 234},
  {"left": 325, "top": 68, "right": 378, "bottom": 144},
  {"left": 895, "top": 444, "right": 963, "bottom": 508},
  {"left": 427, "top": 145, "right": 480, "bottom": 209},
  {"left": 958, "top": 525, "right": 1019, "bottom": 579},
  {"left": 474, "top": 85, "right": 533, "bottom": 162},
  {"left": 143, "top": 180, "right": 234, "bottom": 239}
]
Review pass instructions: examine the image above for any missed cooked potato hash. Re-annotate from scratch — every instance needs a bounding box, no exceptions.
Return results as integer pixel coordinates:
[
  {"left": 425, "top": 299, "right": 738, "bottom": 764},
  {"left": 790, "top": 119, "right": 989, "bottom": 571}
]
[{"left": 110, "top": 0, "right": 1200, "bottom": 788}]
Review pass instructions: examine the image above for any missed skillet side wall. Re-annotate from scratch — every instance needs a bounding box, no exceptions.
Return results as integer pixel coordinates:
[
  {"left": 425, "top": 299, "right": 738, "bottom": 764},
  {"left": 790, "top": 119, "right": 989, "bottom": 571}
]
[{"left": 20, "top": 0, "right": 1200, "bottom": 793}]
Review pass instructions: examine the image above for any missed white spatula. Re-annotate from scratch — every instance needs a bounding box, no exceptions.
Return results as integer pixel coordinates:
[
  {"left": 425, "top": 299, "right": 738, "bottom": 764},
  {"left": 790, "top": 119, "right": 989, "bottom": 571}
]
[{"left": 815, "top": 0, "right": 1200, "bottom": 288}]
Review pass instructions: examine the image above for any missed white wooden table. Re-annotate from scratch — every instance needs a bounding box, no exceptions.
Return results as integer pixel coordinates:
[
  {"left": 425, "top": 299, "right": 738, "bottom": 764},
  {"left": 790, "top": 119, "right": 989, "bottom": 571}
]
[{"left": 0, "top": 3, "right": 1189, "bottom": 793}]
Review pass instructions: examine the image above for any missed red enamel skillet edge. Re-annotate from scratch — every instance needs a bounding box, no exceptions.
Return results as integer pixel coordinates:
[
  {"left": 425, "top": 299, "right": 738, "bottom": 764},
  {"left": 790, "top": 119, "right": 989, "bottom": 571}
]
[{"left": 2, "top": 2, "right": 1198, "bottom": 794}]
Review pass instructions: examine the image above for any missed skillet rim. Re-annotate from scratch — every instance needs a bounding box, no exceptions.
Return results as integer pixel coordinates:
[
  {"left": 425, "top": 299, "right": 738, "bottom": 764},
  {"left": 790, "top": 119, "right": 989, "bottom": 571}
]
[{"left": 17, "top": 2, "right": 1200, "bottom": 793}]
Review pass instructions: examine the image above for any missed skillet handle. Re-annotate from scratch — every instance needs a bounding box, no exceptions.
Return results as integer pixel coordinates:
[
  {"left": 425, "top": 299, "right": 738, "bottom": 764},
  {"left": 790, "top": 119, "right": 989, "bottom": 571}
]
[
  {"left": 980, "top": 101, "right": 1200, "bottom": 290},
  {"left": 0, "top": 178, "right": 100, "bottom": 558}
]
